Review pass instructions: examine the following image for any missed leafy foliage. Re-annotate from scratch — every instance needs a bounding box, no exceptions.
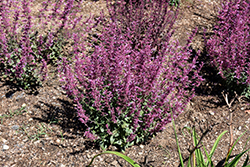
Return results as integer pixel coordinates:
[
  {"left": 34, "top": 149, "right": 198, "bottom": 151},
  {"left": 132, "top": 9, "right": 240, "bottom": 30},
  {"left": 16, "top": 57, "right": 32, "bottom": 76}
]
[
  {"left": 172, "top": 111, "right": 250, "bottom": 167},
  {"left": 205, "top": 0, "right": 250, "bottom": 96},
  {"left": 0, "top": 0, "right": 84, "bottom": 89},
  {"left": 169, "top": 0, "right": 180, "bottom": 7},
  {"left": 60, "top": 0, "right": 203, "bottom": 150}
]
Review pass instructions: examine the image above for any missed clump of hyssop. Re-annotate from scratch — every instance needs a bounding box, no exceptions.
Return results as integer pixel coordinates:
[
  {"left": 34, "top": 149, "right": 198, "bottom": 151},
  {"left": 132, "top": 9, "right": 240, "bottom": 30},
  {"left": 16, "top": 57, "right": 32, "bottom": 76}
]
[
  {"left": 59, "top": 0, "right": 203, "bottom": 151},
  {"left": 0, "top": 0, "right": 85, "bottom": 90},
  {"left": 205, "top": 0, "right": 250, "bottom": 97}
]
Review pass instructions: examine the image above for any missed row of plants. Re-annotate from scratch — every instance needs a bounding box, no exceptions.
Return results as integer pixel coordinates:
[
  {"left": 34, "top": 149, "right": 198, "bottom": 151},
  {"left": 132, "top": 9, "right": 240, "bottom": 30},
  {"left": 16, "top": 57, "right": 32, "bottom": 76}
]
[
  {"left": 0, "top": 0, "right": 249, "bottom": 166},
  {"left": 88, "top": 112, "right": 250, "bottom": 167}
]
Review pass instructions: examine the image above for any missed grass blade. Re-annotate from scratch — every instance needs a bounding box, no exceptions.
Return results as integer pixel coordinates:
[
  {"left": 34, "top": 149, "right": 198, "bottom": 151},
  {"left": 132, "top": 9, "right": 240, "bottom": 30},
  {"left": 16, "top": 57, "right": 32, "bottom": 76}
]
[
  {"left": 205, "top": 130, "right": 228, "bottom": 166},
  {"left": 225, "top": 130, "right": 248, "bottom": 166},
  {"left": 192, "top": 129, "right": 205, "bottom": 166},
  {"left": 171, "top": 110, "right": 184, "bottom": 167},
  {"left": 242, "top": 155, "right": 249, "bottom": 167},
  {"left": 227, "top": 148, "right": 250, "bottom": 167},
  {"left": 87, "top": 151, "right": 140, "bottom": 167}
]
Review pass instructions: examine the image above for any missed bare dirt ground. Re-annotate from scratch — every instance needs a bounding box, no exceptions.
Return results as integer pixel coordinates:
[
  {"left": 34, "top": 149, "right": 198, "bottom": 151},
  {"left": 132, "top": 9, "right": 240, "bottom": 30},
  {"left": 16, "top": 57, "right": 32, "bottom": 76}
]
[{"left": 0, "top": 0, "right": 250, "bottom": 167}]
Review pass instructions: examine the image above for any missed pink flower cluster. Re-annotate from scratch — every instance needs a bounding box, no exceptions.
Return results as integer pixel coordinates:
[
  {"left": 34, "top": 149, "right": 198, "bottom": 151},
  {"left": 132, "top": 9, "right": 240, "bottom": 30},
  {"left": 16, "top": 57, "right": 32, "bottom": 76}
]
[
  {"left": 59, "top": 0, "right": 203, "bottom": 146},
  {"left": 206, "top": 0, "right": 250, "bottom": 84}
]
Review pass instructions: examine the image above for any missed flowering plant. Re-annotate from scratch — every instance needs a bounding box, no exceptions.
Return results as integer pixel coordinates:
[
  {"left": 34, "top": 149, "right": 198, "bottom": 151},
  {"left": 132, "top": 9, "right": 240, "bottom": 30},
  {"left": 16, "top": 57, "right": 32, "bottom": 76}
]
[
  {"left": 60, "top": 0, "right": 203, "bottom": 150},
  {"left": 0, "top": 0, "right": 84, "bottom": 89},
  {"left": 205, "top": 0, "right": 250, "bottom": 97}
]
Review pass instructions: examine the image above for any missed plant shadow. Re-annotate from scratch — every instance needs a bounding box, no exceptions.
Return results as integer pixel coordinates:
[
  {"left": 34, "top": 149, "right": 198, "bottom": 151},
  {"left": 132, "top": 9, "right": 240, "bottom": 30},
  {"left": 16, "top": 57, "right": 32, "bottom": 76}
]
[{"left": 32, "top": 98, "right": 101, "bottom": 151}]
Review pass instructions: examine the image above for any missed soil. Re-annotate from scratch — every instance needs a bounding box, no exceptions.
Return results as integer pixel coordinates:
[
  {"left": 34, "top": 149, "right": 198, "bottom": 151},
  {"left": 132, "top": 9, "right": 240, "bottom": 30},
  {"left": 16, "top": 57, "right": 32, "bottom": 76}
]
[{"left": 1, "top": 0, "right": 250, "bottom": 167}]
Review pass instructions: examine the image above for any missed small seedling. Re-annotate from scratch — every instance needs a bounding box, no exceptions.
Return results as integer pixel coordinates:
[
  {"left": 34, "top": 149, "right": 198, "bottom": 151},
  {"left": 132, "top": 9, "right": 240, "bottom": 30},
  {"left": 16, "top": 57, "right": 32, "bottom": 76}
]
[
  {"left": 30, "top": 123, "right": 49, "bottom": 140},
  {"left": 20, "top": 123, "right": 53, "bottom": 141},
  {"left": 20, "top": 124, "right": 32, "bottom": 140},
  {"left": 158, "top": 145, "right": 171, "bottom": 162},
  {"left": 48, "top": 117, "right": 60, "bottom": 124},
  {"left": 0, "top": 106, "right": 27, "bottom": 124},
  {"left": 59, "top": 131, "right": 64, "bottom": 142}
]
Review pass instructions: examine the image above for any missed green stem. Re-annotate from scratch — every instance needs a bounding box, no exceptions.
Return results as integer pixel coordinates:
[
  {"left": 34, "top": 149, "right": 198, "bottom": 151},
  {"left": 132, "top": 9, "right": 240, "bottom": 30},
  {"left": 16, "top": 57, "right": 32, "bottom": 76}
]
[{"left": 171, "top": 109, "right": 184, "bottom": 167}]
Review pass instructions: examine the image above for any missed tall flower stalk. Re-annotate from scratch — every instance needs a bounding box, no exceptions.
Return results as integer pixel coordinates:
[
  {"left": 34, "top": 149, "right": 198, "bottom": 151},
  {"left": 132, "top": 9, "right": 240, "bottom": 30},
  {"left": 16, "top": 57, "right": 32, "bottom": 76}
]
[
  {"left": 60, "top": 0, "right": 203, "bottom": 150},
  {"left": 0, "top": 0, "right": 85, "bottom": 89}
]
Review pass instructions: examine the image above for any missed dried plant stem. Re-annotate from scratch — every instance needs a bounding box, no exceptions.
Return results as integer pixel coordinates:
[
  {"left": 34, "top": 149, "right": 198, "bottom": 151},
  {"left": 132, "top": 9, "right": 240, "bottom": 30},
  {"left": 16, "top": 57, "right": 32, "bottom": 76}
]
[{"left": 221, "top": 91, "right": 237, "bottom": 159}]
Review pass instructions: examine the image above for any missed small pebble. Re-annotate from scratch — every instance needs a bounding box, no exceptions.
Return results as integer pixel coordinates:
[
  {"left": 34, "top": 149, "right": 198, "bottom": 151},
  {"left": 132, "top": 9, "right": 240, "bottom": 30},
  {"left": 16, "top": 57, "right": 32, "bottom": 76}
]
[
  {"left": 34, "top": 140, "right": 40, "bottom": 145},
  {"left": 209, "top": 110, "right": 215, "bottom": 115},
  {"left": 56, "top": 139, "right": 61, "bottom": 144},
  {"left": 1, "top": 138, "right": 7, "bottom": 143},
  {"left": 16, "top": 92, "right": 24, "bottom": 100},
  {"left": 87, "top": 154, "right": 92, "bottom": 159},
  {"left": 22, "top": 103, "right": 26, "bottom": 108},
  {"left": 2, "top": 144, "right": 9, "bottom": 150},
  {"left": 11, "top": 125, "right": 20, "bottom": 130},
  {"left": 238, "top": 126, "right": 242, "bottom": 131},
  {"left": 111, "top": 160, "right": 119, "bottom": 166},
  {"left": 139, "top": 145, "right": 144, "bottom": 149}
]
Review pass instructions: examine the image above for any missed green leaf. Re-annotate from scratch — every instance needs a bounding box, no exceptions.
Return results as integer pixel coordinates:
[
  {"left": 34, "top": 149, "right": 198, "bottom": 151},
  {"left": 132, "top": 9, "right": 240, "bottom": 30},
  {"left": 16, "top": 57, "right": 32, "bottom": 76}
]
[
  {"left": 242, "top": 155, "right": 249, "bottom": 167},
  {"left": 192, "top": 128, "right": 205, "bottom": 166},
  {"left": 110, "top": 135, "right": 115, "bottom": 144},
  {"left": 205, "top": 130, "right": 228, "bottom": 166},
  {"left": 171, "top": 108, "right": 184, "bottom": 167},
  {"left": 114, "top": 139, "right": 122, "bottom": 145},
  {"left": 87, "top": 151, "right": 140, "bottom": 167},
  {"left": 227, "top": 148, "right": 250, "bottom": 167},
  {"left": 100, "top": 127, "right": 104, "bottom": 132},
  {"left": 125, "top": 128, "right": 133, "bottom": 134},
  {"left": 128, "top": 141, "right": 134, "bottom": 147},
  {"left": 225, "top": 130, "right": 248, "bottom": 166},
  {"left": 89, "top": 106, "right": 95, "bottom": 110}
]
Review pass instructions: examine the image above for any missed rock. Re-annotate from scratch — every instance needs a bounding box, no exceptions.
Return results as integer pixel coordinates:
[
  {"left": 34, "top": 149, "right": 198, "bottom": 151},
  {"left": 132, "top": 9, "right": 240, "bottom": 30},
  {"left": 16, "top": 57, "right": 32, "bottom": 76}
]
[
  {"left": 11, "top": 125, "right": 20, "bottom": 130},
  {"left": 139, "top": 145, "right": 144, "bottom": 149},
  {"left": 99, "top": 157, "right": 104, "bottom": 162},
  {"left": 111, "top": 160, "right": 120, "bottom": 166},
  {"left": 61, "top": 90, "right": 67, "bottom": 95},
  {"left": 34, "top": 140, "right": 40, "bottom": 145},
  {"left": 86, "top": 153, "right": 92, "bottom": 159},
  {"left": 56, "top": 139, "right": 61, "bottom": 144},
  {"left": 0, "top": 137, "right": 7, "bottom": 143},
  {"left": 16, "top": 92, "right": 24, "bottom": 100},
  {"left": 21, "top": 103, "right": 26, "bottom": 108},
  {"left": 2, "top": 144, "right": 9, "bottom": 150},
  {"left": 209, "top": 110, "right": 214, "bottom": 115}
]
